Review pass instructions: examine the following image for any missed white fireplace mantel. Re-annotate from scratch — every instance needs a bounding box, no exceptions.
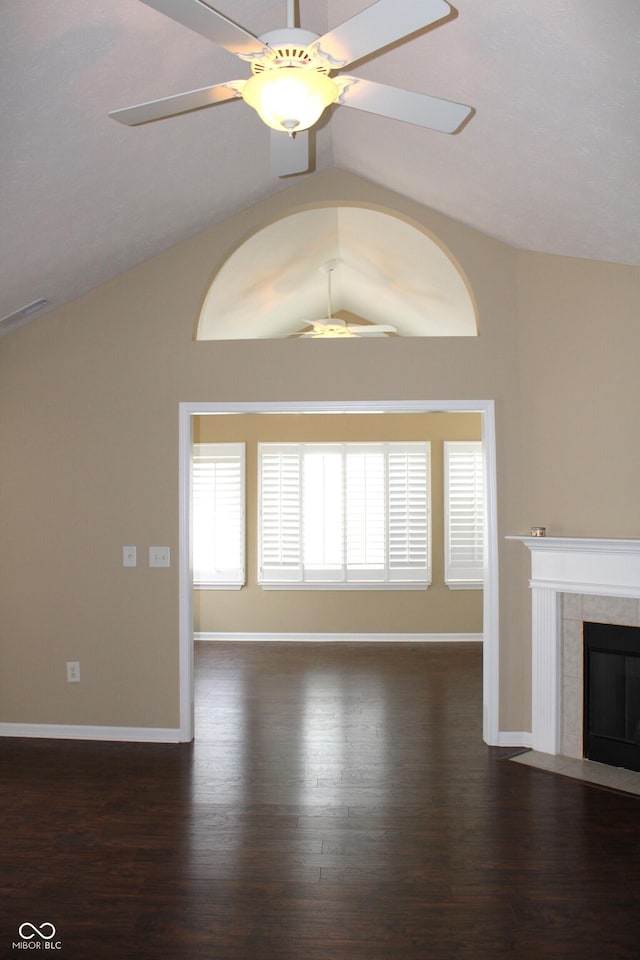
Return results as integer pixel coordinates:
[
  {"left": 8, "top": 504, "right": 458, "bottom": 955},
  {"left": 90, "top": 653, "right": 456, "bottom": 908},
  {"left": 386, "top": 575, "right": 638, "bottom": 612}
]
[{"left": 507, "top": 536, "right": 640, "bottom": 755}]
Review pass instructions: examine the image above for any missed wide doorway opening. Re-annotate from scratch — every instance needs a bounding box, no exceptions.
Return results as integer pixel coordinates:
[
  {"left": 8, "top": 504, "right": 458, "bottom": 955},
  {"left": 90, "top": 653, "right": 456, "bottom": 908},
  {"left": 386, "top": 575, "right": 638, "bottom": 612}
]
[{"left": 178, "top": 400, "right": 499, "bottom": 745}]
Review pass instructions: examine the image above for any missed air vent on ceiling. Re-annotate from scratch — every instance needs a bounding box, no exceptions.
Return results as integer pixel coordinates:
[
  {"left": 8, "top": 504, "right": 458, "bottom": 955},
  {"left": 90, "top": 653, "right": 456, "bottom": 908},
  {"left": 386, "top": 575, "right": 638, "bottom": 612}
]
[{"left": 0, "top": 298, "right": 48, "bottom": 333}]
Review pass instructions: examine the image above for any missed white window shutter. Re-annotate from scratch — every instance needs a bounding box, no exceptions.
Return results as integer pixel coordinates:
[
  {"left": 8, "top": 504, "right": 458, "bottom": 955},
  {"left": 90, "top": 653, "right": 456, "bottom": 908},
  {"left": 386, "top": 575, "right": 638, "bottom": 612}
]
[
  {"left": 444, "top": 441, "right": 485, "bottom": 587},
  {"left": 387, "top": 445, "right": 430, "bottom": 582},
  {"left": 259, "top": 446, "right": 302, "bottom": 582},
  {"left": 302, "top": 447, "right": 344, "bottom": 579},
  {"left": 192, "top": 443, "right": 245, "bottom": 587},
  {"left": 259, "top": 441, "right": 430, "bottom": 588},
  {"left": 345, "top": 447, "right": 385, "bottom": 575}
]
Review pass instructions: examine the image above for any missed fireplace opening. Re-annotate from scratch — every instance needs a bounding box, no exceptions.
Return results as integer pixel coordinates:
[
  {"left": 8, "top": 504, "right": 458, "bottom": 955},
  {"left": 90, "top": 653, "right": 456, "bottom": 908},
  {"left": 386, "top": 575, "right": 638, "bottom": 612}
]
[{"left": 583, "top": 621, "right": 640, "bottom": 773}]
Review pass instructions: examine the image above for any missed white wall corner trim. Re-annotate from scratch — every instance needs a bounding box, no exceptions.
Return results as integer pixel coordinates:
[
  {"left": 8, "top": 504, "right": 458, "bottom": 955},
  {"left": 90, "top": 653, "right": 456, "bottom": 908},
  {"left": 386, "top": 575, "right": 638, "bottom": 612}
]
[{"left": 0, "top": 723, "right": 183, "bottom": 743}]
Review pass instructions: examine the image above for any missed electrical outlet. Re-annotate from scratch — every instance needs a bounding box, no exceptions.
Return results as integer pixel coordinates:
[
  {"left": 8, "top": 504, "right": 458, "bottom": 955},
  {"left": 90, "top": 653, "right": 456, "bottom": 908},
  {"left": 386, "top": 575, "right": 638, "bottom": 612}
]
[{"left": 66, "top": 661, "right": 81, "bottom": 683}]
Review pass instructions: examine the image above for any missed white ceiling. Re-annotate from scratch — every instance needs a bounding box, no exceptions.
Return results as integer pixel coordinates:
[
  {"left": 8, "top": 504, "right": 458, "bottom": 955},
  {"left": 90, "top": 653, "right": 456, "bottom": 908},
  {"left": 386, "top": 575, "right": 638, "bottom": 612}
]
[{"left": 2, "top": 0, "right": 639, "bottom": 332}]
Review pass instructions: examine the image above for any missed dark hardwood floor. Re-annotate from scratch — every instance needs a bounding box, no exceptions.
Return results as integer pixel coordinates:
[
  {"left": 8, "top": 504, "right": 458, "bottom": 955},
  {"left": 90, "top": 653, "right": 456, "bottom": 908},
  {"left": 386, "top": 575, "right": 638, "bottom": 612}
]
[{"left": 2, "top": 641, "right": 640, "bottom": 959}]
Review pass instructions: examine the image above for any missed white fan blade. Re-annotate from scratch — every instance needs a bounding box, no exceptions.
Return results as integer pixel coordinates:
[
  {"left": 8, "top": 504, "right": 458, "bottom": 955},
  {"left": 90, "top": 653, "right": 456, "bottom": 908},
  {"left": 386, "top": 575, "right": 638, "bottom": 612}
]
[
  {"left": 109, "top": 82, "right": 242, "bottom": 125},
  {"left": 337, "top": 77, "right": 472, "bottom": 133},
  {"left": 309, "top": 0, "right": 451, "bottom": 69},
  {"left": 140, "top": 0, "right": 268, "bottom": 59},
  {"left": 270, "top": 130, "right": 310, "bottom": 177},
  {"left": 350, "top": 324, "right": 397, "bottom": 334}
]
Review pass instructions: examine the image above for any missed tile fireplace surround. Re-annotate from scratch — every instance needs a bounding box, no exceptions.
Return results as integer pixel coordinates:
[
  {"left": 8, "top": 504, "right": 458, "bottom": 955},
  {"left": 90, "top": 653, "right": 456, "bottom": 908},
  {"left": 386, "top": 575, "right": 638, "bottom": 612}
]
[{"left": 509, "top": 536, "right": 640, "bottom": 757}]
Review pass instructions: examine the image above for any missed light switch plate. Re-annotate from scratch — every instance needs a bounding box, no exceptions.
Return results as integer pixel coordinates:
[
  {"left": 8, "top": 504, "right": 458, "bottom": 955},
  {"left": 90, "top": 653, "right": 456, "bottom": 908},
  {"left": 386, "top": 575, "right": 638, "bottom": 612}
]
[
  {"left": 123, "top": 546, "right": 137, "bottom": 567},
  {"left": 149, "top": 546, "right": 170, "bottom": 568}
]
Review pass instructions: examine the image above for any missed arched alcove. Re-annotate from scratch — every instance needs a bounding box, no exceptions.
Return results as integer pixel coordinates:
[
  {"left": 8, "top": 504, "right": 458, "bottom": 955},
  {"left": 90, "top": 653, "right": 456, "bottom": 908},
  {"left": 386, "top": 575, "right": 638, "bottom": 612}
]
[{"left": 196, "top": 206, "right": 477, "bottom": 340}]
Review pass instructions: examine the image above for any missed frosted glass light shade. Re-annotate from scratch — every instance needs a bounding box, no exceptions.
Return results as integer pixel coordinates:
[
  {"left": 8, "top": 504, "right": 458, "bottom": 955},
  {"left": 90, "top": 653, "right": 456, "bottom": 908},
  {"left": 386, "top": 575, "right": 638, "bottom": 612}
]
[{"left": 242, "top": 67, "right": 338, "bottom": 132}]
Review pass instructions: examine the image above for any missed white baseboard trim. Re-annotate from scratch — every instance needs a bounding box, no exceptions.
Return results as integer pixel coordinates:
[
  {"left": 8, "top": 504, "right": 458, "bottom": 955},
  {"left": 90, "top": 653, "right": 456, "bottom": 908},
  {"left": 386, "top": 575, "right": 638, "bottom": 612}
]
[
  {"left": 0, "top": 723, "right": 182, "bottom": 743},
  {"left": 195, "top": 631, "right": 483, "bottom": 643},
  {"left": 496, "top": 731, "right": 533, "bottom": 749}
]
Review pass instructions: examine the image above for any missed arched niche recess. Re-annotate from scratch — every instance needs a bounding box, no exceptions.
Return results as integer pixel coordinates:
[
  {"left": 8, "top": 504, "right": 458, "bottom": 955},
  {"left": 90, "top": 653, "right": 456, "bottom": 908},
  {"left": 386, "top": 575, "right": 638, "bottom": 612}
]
[{"left": 196, "top": 206, "right": 478, "bottom": 340}]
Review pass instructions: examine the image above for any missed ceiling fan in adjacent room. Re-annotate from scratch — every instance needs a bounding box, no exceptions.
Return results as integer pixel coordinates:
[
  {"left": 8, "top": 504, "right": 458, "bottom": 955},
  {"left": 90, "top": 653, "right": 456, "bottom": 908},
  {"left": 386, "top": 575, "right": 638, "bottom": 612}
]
[
  {"left": 294, "top": 261, "right": 398, "bottom": 338},
  {"left": 109, "top": 0, "right": 473, "bottom": 176},
  {"left": 299, "top": 318, "right": 398, "bottom": 338}
]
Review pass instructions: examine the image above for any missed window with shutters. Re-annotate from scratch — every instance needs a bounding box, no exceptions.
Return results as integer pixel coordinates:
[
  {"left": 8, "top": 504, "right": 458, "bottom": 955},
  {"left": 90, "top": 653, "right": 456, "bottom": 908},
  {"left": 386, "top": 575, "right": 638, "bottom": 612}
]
[
  {"left": 192, "top": 443, "right": 245, "bottom": 588},
  {"left": 258, "top": 442, "right": 431, "bottom": 588},
  {"left": 444, "top": 440, "right": 485, "bottom": 589}
]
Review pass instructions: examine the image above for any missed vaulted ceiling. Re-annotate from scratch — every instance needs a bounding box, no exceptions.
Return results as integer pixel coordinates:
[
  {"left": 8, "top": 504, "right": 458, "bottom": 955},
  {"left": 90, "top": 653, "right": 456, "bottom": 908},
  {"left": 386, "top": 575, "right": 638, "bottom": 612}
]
[{"left": 2, "top": 0, "right": 639, "bottom": 333}]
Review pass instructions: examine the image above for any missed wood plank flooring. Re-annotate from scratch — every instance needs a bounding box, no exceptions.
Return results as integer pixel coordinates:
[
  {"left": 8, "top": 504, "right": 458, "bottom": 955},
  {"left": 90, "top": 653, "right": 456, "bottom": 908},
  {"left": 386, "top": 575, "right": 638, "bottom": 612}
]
[{"left": 2, "top": 641, "right": 640, "bottom": 958}]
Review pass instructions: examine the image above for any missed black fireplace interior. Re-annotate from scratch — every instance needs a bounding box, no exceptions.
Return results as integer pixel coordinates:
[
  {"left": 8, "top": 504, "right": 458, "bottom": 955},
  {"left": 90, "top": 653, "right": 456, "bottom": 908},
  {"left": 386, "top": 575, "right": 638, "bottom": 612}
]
[{"left": 584, "top": 621, "right": 640, "bottom": 773}]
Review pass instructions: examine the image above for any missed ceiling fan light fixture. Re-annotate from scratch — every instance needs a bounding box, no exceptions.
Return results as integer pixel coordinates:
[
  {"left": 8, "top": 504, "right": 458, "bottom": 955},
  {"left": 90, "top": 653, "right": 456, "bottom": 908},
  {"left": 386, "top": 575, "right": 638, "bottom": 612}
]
[
  {"left": 309, "top": 322, "right": 357, "bottom": 338},
  {"left": 241, "top": 66, "right": 338, "bottom": 133}
]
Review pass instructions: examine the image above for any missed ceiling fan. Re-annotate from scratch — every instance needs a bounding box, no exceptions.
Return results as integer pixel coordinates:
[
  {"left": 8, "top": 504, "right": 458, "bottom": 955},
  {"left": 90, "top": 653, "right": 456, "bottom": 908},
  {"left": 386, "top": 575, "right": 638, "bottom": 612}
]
[
  {"left": 300, "top": 318, "right": 397, "bottom": 338},
  {"left": 110, "top": 0, "right": 473, "bottom": 177},
  {"left": 296, "top": 261, "right": 397, "bottom": 338}
]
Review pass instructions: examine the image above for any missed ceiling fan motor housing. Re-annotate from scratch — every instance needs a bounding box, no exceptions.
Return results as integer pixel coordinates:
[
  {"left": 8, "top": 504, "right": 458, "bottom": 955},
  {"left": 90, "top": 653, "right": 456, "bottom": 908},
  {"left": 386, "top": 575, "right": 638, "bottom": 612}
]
[{"left": 252, "top": 29, "right": 331, "bottom": 75}]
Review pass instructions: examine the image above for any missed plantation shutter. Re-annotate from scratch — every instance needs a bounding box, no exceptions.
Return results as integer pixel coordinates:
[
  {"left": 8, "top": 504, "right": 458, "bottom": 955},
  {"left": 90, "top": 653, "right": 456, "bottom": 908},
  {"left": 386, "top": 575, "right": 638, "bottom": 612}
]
[
  {"left": 302, "top": 446, "right": 344, "bottom": 581},
  {"left": 192, "top": 443, "right": 245, "bottom": 587},
  {"left": 340, "top": 446, "right": 386, "bottom": 581},
  {"left": 444, "top": 441, "right": 485, "bottom": 587},
  {"left": 259, "top": 442, "right": 430, "bottom": 588},
  {"left": 387, "top": 445, "right": 430, "bottom": 582},
  {"left": 259, "top": 445, "right": 303, "bottom": 582}
]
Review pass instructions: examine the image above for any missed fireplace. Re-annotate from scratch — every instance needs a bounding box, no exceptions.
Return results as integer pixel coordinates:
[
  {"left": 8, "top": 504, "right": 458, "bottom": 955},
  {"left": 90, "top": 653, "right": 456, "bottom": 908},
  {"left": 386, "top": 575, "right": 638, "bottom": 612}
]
[
  {"left": 583, "top": 621, "right": 640, "bottom": 772},
  {"left": 509, "top": 536, "right": 640, "bottom": 758}
]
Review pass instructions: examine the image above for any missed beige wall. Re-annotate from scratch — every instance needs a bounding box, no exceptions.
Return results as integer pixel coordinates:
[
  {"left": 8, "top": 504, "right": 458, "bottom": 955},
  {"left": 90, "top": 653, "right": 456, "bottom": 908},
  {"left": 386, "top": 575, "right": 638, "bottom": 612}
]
[
  {"left": 1, "top": 167, "right": 637, "bottom": 735},
  {"left": 502, "top": 252, "right": 640, "bottom": 697},
  {"left": 193, "top": 412, "right": 483, "bottom": 635},
  {"left": 515, "top": 252, "right": 640, "bottom": 537}
]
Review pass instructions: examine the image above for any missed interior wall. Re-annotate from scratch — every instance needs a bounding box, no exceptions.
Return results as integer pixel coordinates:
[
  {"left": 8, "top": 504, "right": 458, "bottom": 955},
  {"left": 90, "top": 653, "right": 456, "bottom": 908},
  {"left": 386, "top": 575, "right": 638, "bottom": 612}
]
[
  {"left": 505, "top": 251, "right": 640, "bottom": 690},
  {"left": 0, "top": 169, "right": 526, "bottom": 732},
  {"left": 193, "top": 412, "right": 483, "bottom": 635},
  {"left": 2, "top": 171, "right": 636, "bottom": 738},
  {"left": 515, "top": 251, "right": 640, "bottom": 538}
]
